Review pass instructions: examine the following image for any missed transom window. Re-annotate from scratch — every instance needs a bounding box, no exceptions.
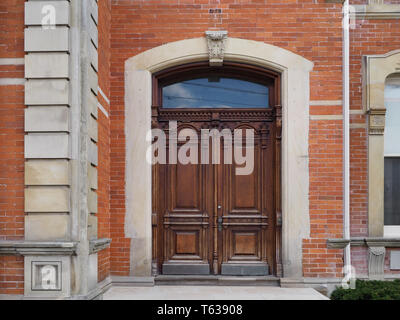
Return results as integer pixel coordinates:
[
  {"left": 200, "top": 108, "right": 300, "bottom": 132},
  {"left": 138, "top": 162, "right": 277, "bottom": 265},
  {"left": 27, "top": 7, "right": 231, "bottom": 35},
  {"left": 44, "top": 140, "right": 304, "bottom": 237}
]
[
  {"left": 384, "top": 74, "right": 400, "bottom": 233},
  {"left": 162, "top": 77, "right": 270, "bottom": 109}
]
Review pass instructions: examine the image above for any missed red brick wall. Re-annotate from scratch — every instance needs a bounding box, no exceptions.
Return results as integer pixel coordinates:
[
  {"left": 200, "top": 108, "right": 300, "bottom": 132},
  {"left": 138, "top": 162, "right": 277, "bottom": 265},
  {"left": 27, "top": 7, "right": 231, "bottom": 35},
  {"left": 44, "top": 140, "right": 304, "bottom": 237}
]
[
  {"left": 0, "top": 0, "right": 25, "bottom": 294},
  {"left": 351, "top": 246, "right": 368, "bottom": 277},
  {"left": 0, "top": 256, "right": 24, "bottom": 294},
  {"left": 306, "top": 115, "right": 344, "bottom": 278},
  {"left": 97, "top": 0, "right": 112, "bottom": 282},
  {"left": 109, "top": 0, "right": 345, "bottom": 277},
  {"left": 304, "top": 7, "right": 400, "bottom": 278}
]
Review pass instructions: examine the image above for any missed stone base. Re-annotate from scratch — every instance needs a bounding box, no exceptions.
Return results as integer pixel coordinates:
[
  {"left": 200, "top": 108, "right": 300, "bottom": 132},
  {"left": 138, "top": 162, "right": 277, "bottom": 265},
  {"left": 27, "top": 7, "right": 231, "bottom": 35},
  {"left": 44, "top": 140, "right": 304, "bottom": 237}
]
[{"left": 280, "top": 277, "right": 343, "bottom": 297}]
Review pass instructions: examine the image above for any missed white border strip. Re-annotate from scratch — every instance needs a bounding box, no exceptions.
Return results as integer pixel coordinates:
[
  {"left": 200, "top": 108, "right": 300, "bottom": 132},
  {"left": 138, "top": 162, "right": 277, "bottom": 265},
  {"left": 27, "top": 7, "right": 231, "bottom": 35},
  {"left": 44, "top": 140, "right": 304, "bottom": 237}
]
[
  {"left": 309, "top": 100, "right": 342, "bottom": 106},
  {"left": 0, "top": 78, "right": 25, "bottom": 85},
  {"left": 384, "top": 154, "right": 400, "bottom": 157},
  {"left": 310, "top": 114, "right": 343, "bottom": 120},
  {"left": 98, "top": 86, "right": 110, "bottom": 105},
  {"left": 350, "top": 109, "right": 365, "bottom": 114},
  {"left": 350, "top": 123, "right": 367, "bottom": 128},
  {"left": 97, "top": 101, "right": 109, "bottom": 118},
  {"left": 0, "top": 58, "right": 24, "bottom": 65},
  {"left": 384, "top": 226, "right": 400, "bottom": 238}
]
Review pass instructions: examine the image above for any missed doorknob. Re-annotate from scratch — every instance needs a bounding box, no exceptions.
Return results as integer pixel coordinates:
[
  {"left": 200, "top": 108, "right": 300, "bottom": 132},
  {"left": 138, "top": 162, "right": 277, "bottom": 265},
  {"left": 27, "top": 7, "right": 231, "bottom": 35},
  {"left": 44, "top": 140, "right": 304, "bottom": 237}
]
[
  {"left": 217, "top": 217, "right": 223, "bottom": 231},
  {"left": 217, "top": 205, "right": 222, "bottom": 209}
]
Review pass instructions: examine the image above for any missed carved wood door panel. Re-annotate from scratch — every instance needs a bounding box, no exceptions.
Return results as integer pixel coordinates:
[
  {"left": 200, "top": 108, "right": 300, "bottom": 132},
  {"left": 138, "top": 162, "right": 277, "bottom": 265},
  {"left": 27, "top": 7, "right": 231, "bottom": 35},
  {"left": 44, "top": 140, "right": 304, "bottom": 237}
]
[
  {"left": 152, "top": 113, "right": 277, "bottom": 276},
  {"left": 217, "top": 123, "right": 275, "bottom": 275},
  {"left": 160, "top": 122, "right": 214, "bottom": 275}
]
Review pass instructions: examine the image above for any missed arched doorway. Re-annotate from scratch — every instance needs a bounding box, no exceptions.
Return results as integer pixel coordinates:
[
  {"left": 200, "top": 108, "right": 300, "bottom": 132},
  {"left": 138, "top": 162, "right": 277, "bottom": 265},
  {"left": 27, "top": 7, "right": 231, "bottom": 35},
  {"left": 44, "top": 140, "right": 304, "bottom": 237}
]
[
  {"left": 124, "top": 37, "right": 312, "bottom": 279},
  {"left": 151, "top": 62, "right": 281, "bottom": 275}
]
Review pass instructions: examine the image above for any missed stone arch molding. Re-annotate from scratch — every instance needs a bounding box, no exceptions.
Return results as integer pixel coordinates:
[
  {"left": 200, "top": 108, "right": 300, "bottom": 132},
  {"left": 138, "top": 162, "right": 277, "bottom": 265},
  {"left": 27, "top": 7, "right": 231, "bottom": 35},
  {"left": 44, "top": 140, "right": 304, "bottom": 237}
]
[
  {"left": 124, "top": 37, "right": 313, "bottom": 278},
  {"left": 364, "top": 49, "right": 400, "bottom": 113}
]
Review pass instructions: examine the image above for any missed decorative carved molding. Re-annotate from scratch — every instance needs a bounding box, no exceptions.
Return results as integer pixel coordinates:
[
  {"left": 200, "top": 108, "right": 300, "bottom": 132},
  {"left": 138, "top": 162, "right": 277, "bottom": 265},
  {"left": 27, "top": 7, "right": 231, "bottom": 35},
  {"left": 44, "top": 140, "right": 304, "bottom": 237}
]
[
  {"left": 368, "top": 246, "right": 386, "bottom": 280},
  {"left": 363, "top": 49, "right": 400, "bottom": 113},
  {"left": 158, "top": 109, "right": 274, "bottom": 123},
  {"left": 368, "top": 109, "right": 386, "bottom": 135},
  {"left": 205, "top": 30, "right": 228, "bottom": 66}
]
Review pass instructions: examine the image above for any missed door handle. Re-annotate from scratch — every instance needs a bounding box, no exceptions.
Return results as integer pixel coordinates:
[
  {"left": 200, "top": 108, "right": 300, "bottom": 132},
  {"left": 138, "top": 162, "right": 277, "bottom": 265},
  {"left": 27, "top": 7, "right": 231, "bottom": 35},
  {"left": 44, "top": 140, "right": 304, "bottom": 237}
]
[
  {"left": 217, "top": 217, "right": 223, "bottom": 231},
  {"left": 217, "top": 205, "right": 222, "bottom": 209}
]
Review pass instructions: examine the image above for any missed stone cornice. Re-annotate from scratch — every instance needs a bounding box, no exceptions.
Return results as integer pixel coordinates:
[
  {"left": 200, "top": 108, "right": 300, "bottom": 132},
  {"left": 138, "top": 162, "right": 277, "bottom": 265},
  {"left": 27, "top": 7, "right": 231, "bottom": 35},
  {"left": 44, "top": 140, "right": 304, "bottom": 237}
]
[
  {"left": 0, "top": 238, "right": 111, "bottom": 256},
  {"left": 0, "top": 241, "right": 77, "bottom": 256},
  {"left": 89, "top": 238, "right": 111, "bottom": 254},
  {"left": 327, "top": 237, "right": 400, "bottom": 248},
  {"left": 324, "top": 0, "right": 344, "bottom": 4}
]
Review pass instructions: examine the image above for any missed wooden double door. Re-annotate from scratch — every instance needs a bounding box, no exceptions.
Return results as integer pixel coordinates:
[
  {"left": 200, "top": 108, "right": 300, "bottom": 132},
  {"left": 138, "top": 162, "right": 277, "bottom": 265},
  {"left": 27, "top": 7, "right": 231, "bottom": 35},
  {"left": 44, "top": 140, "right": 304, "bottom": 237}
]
[
  {"left": 152, "top": 112, "right": 280, "bottom": 276},
  {"left": 151, "top": 62, "right": 282, "bottom": 276}
]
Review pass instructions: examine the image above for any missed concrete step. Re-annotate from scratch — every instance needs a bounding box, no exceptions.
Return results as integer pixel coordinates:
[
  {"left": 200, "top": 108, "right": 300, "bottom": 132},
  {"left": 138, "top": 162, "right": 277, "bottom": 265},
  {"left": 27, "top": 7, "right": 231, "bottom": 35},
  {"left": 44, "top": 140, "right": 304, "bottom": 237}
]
[
  {"left": 154, "top": 275, "right": 280, "bottom": 286},
  {"left": 103, "top": 285, "right": 329, "bottom": 300}
]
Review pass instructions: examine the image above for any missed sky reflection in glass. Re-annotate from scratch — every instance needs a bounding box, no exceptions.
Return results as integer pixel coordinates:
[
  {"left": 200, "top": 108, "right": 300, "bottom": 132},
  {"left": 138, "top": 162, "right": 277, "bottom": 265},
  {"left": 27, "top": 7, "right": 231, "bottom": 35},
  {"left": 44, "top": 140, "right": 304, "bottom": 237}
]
[{"left": 162, "top": 77, "right": 269, "bottom": 109}]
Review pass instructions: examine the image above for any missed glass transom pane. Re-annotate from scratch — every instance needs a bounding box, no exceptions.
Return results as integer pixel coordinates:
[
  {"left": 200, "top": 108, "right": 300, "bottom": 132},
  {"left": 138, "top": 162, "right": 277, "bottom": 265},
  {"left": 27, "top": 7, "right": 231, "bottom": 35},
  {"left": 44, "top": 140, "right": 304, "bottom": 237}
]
[{"left": 162, "top": 77, "right": 269, "bottom": 109}]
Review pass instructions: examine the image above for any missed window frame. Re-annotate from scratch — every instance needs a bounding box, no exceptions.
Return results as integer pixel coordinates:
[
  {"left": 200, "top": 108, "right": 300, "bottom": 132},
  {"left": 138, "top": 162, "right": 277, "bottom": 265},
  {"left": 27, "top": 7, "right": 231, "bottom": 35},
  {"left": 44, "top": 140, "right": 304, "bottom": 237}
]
[
  {"left": 384, "top": 74, "right": 400, "bottom": 237},
  {"left": 363, "top": 50, "right": 400, "bottom": 238},
  {"left": 153, "top": 61, "right": 280, "bottom": 111}
]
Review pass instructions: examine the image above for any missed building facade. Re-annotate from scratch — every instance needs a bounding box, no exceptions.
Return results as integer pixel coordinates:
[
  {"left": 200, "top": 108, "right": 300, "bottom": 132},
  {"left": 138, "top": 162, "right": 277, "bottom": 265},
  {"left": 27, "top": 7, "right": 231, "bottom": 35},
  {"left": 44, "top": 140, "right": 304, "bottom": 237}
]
[{"left": 0, "top": 0, "right": 400, "bottom": 299}]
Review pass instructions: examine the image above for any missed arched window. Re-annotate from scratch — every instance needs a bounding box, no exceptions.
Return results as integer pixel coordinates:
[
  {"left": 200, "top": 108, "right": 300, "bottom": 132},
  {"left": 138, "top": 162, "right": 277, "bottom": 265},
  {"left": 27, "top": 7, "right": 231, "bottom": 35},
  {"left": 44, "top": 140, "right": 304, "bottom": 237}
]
[
  {"left": 384, "top": 73, "right": 400, "bottom": 236},
  {"left": 154, "top": 62, "right": 277, "bottom": 110}
]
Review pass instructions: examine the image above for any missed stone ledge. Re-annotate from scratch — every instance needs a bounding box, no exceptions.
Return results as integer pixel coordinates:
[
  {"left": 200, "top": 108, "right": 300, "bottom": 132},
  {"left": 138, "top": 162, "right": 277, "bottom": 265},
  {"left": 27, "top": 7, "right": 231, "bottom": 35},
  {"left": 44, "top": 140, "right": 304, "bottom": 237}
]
[
  {"left": 69, "top": 276, "right": 112, "bottom": 300},
  {"left": 354, "top": 4, "right": 400, "bottom": 20},
  {"left": 324, "top": 0, "right": 344, "bottom": 4},
  {"left": 89, "top": 238, "right": 111, "bottom": 254},
  {"left": 0, "top": 241, "right": 77, "bottom": 255},
  {"left": 111, "top": 276, "right": 155, "bottom": 287},
  {"left": 0, "top": 294, "right": 24, "bottom": 300},
  {"left": 0, "top": 238, "right": 111, "bottom": 256},
  {"left": 365, "top": 237, "right": 400, "bottom": 247},
  {"left": 327, "top": 237, "right": 400, "bottom": 249}
]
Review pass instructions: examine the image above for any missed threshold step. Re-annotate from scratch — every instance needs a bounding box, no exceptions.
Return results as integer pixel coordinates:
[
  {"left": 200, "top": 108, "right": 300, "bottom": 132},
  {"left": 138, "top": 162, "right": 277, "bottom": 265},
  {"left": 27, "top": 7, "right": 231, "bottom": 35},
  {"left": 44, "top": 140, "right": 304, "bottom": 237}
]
[{"left": 154, "top": 275, "right": 280, "bottom": 286}]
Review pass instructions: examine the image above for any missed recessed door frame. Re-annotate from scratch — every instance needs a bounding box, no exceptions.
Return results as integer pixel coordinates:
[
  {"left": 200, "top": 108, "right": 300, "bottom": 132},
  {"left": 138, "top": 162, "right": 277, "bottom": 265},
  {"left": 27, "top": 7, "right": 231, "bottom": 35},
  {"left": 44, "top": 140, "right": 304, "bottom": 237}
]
[{"left": 124, "top": 37, "right": 313, "bottom": 279}]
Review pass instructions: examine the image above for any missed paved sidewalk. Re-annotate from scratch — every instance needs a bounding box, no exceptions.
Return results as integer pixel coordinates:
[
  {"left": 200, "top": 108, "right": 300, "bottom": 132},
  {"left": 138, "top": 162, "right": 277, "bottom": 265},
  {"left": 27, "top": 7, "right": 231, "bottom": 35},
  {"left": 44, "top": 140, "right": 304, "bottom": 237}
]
[{"left": 103, "top": 286, "right": 329, "bottom": 300}]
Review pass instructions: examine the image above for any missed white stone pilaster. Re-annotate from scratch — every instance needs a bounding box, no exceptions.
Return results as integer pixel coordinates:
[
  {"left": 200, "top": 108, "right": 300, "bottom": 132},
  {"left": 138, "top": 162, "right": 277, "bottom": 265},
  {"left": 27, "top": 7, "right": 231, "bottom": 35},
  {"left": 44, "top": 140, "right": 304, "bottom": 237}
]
[{"left": 23, "top": 0, "right": 100, "bottom": 299}]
